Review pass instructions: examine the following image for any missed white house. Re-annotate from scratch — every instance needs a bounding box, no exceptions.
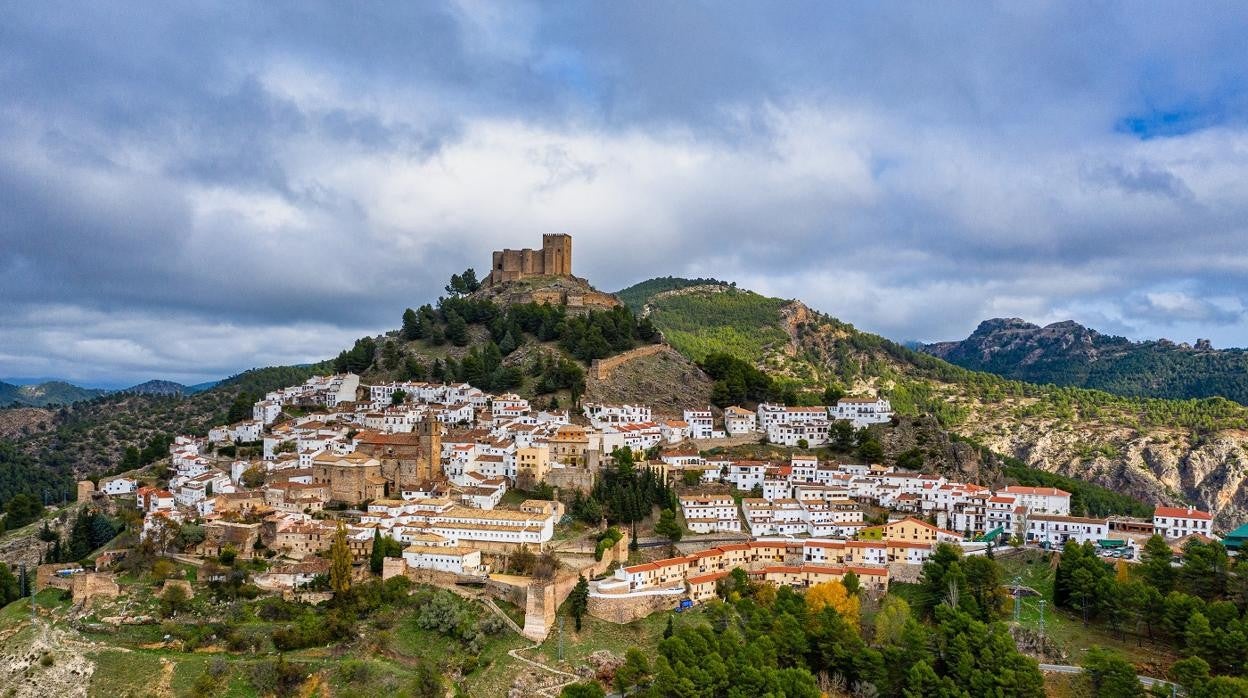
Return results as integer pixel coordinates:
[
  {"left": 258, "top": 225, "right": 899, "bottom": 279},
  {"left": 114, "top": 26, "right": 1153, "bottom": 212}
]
[
  {"left": 679, "top": 494, "right": 741, "bottom": 534},
  {"left": 660, "top": 420, "right": 690, "bottom": 444},
  {"left": 403, "top": 546, "right": 484, "bottom": 575},
  {"left": 253, "top": 400, "right": 281, "bottom": 425},
  {"left": 768, "top": 420, "right": 830, "bottom": 447},
  {"left": 832, "top": 397, "right": 893, "bottom": 427},
  {"left": 1026, "top": 514, "right": 1108, "bottom": 547},
  {"left": 725, "top": 461, "right": 769, "bottom": 491},
  {"left": 757, "top": 404, "right": 827, "bottom": 431},
  {"left": 230, "top": 420, "right": 264, "bottom": 443},
  {"left": 683, "top": 408, "right": 715, "bottom": 440},
  {"left": 723, "top": 406, "right": 758, "bottom": 435},
  {"left": 583, "top": 403, "right": 652, "bottom": 429},
  {"left": 491, "top": 394, "right": 530, "bottom": 422},
  {"left": 1153, "top": 506, "right": 1214, "bottom": 540},
  {"left": 99, "top": 477, "right": 137, "bottom": 496},
  {"left": 435, "top": 403, "right": 475, "bottom": 425},
  {"left": 999, "top": 486, "right": 1071, "bottom": 516}
]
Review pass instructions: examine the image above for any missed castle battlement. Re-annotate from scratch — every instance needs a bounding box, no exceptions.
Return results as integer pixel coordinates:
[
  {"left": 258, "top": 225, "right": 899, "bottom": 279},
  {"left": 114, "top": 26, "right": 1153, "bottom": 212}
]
[{"left": 487, "top": 233, "right": 573, "bottom": 286}]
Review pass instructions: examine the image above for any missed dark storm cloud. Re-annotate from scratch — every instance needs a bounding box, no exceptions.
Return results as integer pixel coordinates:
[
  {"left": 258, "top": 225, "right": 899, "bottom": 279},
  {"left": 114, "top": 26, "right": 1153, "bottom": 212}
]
[{"left": 3, "top": 2, "right": 1248, "bottom": 383}]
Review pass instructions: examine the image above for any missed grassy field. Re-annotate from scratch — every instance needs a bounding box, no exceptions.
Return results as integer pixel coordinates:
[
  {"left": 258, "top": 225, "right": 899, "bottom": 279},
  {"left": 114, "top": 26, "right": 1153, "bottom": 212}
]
[
  {"left": 531, "top": 604, "right": 694, "bottom": 667},
  {"left": 997, "top": 550, "right": 1179, "bottom": 675}
]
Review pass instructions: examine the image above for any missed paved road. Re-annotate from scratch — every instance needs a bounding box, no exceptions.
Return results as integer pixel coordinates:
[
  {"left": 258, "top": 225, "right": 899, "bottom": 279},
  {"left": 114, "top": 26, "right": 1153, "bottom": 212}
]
[{"left": 1039, "top": 663, "right": 1180, "bottom": 691}]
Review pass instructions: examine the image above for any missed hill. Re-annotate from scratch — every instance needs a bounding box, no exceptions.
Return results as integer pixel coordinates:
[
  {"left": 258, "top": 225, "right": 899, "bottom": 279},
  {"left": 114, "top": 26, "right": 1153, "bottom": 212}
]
[
  {"left": 614, "top": 276, "right": 728, "bottom": 312},
  {"left": 922, "top": 317, "right": 1248, "bottom": 404},
  {"left": 0, "top": 381, "right": 108, "bottom": 408},
  {"left": 341, "top": 272, "right": 709, "bottom": 409},
  {"left": 0, "top": 363, "right": 332, "bottom": 511},
  {"left": 118, "top": 379, "right": 188, "bottom": 396},
  {"left": 624, "top": 277, "right": 1248, "bottom": 526}
]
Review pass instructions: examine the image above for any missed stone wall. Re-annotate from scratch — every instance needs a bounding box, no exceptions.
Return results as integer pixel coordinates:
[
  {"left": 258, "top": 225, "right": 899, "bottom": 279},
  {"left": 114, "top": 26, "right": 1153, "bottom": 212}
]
[
  {"left": 519, "top": 528, "right": 629, "bottom": 640},
  {"left": 546, "top": 466, "right": 594, "bottom": 493},
  {"left": 588, "top": 590, "right": 679, "bottom": 624},
  {"left": 887, "top": 562, "right": 922, "bottom": 583},
  {"left": 592, "top": 343, "right": 670, "bottom": 380},
  {"left": 381, "top": 556, "right": 406, "bottom": 580},
  {"left": 71, "top": 573, "right": 119, "bottom": 606},
  {"left": 35, "top": 564, "right": 80, "bottom": 592}
]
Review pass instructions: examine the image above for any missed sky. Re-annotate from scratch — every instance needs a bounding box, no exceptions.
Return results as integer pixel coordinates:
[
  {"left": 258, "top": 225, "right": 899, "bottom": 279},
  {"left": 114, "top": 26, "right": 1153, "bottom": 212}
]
[{"left": 3, "top": 2, "right": 1248, "bottom": 387}]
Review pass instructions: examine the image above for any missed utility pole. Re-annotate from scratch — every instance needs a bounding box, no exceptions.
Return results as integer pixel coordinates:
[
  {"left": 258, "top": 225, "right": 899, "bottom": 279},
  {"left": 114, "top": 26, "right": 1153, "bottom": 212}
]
[
  {"left": 1038, "top": 599, "right": 1046, "bottom": 640},
  {"left": 1012, "top": 575, "right": 1021, "bottom": 622},
  {"left": 557, "top": 616, "right": 564, "bottom": 661}
]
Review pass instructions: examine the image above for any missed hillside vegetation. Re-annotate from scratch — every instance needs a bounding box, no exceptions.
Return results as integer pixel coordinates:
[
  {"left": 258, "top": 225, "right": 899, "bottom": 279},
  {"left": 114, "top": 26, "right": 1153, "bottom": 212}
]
[
  {"left": 924, "top": 317, "right": 1248, "bottom": 405},
  {"left": 623, "top": 277, "right": 1248, "bottom": 526},
  {"left": 639, "top": 285, "right": 790, "bottom": 363},
  {"left": 0, "top": 381, "right": 108, "bottom": 408},
  {"left": 0, "top": 363, "right": 331, "bottom": 514},
  {"left": 614, "top": 276, "right": 727, "bottom": 312}
]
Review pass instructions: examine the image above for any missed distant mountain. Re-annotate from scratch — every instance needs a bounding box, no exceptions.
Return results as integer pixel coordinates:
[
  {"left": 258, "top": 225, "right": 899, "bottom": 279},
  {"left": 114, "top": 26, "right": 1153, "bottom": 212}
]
[
  {"left": 185, "top": 380, "right": 221, "bottom": 394},
  {"left": 0, "top": 380, "right": 108, "bottom": 407},
  {"left": 922, "top": 318, "right": 1248, "bottom": 404},
  {"left": 119, "top": 379, "right": 189, "bottom": 396}
]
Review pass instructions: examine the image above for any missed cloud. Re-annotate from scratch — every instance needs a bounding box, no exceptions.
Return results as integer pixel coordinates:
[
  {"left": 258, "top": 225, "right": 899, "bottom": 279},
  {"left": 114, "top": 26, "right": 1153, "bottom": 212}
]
[
  {"left": 3, "top": 3, "right": 1248, "bottom": 382},
  {"left": 1125, "top": 291, "right": 1245, "bottom": 327}
]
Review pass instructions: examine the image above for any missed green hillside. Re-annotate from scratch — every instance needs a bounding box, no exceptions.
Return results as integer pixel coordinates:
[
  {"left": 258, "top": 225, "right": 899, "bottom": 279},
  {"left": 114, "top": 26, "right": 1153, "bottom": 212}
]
[
  {"left": 619, "top": 281, "right": 790, "bottom": 363},
  {"left": 613, "top": 276, "right": 726, "bottom": 312},
  {"left": 624, "top": 277, "right": 1248, "bottom": 433},
  {"left": 0, "top": 381, "right": 108, "bottom": 407},
  {"left": 0, "top": 363, "right": 333, "bottom": 513}
]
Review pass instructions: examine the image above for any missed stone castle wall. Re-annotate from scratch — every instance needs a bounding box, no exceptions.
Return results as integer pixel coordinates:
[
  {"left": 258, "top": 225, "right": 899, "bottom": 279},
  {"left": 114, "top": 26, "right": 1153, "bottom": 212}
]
[
  {"left": 588, "top": 590, "right": 679, "bottom": 624},
  {"left": 591, "top": 343, "right": 669, "bottom": 380},
  {"left": 520, "top": 529, "right": 629, "bottom": 640}
]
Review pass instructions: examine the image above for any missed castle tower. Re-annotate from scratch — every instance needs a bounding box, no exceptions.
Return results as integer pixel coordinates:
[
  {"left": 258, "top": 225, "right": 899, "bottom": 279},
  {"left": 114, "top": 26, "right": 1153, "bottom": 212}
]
[
  {"left": 542, "top": 233, "right": 572, "bottom": 276},
  {"left": 415, "top": 415, "right": 443, "bottom": 483}
]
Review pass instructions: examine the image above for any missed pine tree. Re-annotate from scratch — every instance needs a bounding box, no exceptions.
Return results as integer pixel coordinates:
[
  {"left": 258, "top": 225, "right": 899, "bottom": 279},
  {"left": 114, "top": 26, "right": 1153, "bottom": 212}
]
[
  {"left": 329, "top": 522, "right": 352, "bottom": 597},
  {"left": 655, "top": 509, "right": 683, "bottom": 543},
  {"left": 446, "top": 311, "right": 469, "bottom": 347},
  {"left": 401, "top": 308, "right": 420, "bottom": 341}
]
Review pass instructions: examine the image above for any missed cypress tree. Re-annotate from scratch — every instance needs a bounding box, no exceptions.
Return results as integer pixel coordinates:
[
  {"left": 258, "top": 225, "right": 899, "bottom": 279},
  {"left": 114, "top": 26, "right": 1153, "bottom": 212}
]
[
  {"left": 329, "top": 522, "right": 352, "bottom": 597},
  {"left": 369, "top": 528, "right": 384, "bottom": 576}
]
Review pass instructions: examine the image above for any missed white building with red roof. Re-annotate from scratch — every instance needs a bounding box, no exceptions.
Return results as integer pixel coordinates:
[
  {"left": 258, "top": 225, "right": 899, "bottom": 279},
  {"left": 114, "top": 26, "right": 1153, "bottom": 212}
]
[{"left": 1153, "top": 506, "right": 1214, "bottom": 540}]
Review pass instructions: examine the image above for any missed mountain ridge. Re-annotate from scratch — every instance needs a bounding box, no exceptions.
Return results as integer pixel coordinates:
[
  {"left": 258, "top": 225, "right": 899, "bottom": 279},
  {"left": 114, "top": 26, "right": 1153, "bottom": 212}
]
[
  {"left": 0, "top": 380, "right": 108, "bottom": 407},
  {"left": 921, "top": 316, "right": 1248, "bottom": 404}
]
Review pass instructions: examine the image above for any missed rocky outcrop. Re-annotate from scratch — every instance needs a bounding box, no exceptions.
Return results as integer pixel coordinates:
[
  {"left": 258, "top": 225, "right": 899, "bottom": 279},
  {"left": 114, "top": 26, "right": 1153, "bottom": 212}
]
[
  {"left": 585, "top": 346, "right": 713, "bottom": 415},
  {"left": 964, "top": 414, "right": 1248, "bottom": 528},
  {"left": 471, "top": 275, "right": 620, "bottom": 314}
]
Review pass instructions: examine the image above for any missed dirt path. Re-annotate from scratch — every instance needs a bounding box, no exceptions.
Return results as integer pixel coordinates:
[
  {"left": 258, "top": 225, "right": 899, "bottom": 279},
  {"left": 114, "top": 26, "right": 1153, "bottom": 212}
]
[
  {"left": 507, "top": 642, "right": 582, "bottom": 698},
  {"left": 152, "top": 658, "right": 175, "bottom": 697}
]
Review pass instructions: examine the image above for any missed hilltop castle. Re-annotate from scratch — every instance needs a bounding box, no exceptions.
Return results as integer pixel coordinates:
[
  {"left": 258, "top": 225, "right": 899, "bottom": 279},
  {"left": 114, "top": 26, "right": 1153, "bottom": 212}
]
[{"left": 486, "top": 233, "right": 573, "bottom": 286}]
